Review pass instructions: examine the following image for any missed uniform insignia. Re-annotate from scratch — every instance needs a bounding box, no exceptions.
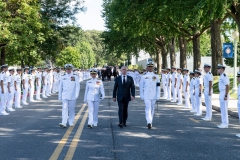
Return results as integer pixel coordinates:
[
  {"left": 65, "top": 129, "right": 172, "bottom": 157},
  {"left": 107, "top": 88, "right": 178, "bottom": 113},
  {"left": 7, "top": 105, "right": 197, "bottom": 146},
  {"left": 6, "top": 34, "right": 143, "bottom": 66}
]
[
  {"left": 209, "top": 72, "right": 212, "bottom": 74},
  {"left": 145, "top": 77, "right": 149, "bottom": 79},
  {"left": 152, "top": 76, "right": 156, "bottom": 81},
  {"left": 97, "top": 78, "right": 101, "bottom": 80},
  {"left": 143, "top": 72, "right": 147, "bottom": 75},
  {"left": 62, "top": 74, "right": 66, "bottom": 76},
  {"left": 88, "top": 81, "right": 92, "bottom": 83},
  {"left": 223, "top": 73, "right": 226, "bottom": 76},
  {"left": 96, "top": 81, "right": 101, "bottom": 85}
]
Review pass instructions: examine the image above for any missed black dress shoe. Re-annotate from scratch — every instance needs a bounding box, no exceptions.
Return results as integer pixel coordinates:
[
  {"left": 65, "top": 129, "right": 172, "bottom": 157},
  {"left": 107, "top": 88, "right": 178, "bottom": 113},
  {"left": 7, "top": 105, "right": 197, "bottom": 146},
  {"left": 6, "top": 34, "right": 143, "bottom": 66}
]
[
  {"left": 147, "top": 123, "right": 152, "bottom": 129},
  {"left": 88, "top": 124, "right": 93, "bottom": 129},
  {"left": 118, "top": 124, "right": 123, "bottom": 128},
  {"left": 123, "top": 123, "right": 127, "bottom": 127}
]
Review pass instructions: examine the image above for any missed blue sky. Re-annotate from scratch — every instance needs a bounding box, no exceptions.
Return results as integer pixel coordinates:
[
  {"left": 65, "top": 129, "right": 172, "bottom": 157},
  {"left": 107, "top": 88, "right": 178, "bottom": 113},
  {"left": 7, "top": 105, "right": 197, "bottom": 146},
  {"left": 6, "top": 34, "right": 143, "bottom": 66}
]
[{"left": 76, "top": 0, "right": 105, "bottom": 31}]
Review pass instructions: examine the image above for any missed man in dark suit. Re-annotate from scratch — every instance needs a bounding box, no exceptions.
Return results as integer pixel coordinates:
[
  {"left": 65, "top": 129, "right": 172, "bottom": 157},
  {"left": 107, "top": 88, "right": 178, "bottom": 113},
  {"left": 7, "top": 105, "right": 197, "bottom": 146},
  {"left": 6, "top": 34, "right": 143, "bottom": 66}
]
[{"left": 113, "top": 66, "right": 135, "bottom": 128}]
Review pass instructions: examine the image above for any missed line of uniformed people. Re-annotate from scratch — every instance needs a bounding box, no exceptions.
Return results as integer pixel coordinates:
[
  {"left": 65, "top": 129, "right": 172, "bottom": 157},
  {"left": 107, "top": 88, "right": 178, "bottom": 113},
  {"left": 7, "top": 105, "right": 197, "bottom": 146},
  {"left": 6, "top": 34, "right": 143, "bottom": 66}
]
[
  {"left": 0, "top": 64, "right": 90, "bottom": 116},
  {"left": 160, "top": 63, "right": 233, "bottom": 129}
]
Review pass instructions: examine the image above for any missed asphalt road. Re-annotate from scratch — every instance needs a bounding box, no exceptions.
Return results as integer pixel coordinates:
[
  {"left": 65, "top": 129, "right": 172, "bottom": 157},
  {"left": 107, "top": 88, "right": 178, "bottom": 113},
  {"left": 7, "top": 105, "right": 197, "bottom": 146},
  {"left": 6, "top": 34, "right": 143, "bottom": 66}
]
[{"left": 1, "top": 80, "right": 240, "bottom": 160}]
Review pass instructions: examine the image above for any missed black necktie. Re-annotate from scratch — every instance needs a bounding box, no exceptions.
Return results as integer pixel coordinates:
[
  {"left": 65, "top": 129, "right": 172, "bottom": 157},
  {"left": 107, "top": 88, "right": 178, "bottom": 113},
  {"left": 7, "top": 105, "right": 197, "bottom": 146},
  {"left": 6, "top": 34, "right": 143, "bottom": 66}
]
[{"left": 123, "top": 76, "right": 126, "bottom": 85}]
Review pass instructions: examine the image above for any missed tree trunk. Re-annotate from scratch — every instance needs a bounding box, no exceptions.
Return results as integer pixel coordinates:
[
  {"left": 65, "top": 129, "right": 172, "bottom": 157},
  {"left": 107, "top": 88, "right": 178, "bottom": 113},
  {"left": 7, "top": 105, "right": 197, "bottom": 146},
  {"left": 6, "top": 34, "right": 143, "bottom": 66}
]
[
  {"left": 210, "top": 19, "right": 222, "bottom": 76},
  {"left": 161, "top": 48, "right": 168, "bottom": 70},
  {"left": 1, "top": 47, "right": 5, "bottom": 66},
  {"left": 156, "top": 48, "right": 162, "bottom": 74},
  {"left": 192, "top": 35, "right": 201, "bottom": 70},
  {"left": 179, "top": 36, "right": 187, "bottom": 69},
  {"left": 21, "top": 59, "right": 24, "bottom": 69},
  {"left": 169, "top": 37, "right": 176, "bottom": 67}
]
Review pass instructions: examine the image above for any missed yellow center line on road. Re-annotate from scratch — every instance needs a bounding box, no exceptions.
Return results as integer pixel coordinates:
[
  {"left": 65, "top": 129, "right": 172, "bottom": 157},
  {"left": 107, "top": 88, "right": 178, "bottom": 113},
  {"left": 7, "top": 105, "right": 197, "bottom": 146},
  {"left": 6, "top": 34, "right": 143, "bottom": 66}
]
[
  {"left": 64, "top": 109, "right": 89, "bottom": 160},
  {"left": 49, "top": 104, "right": 87, "bottom": 160},
  {"left": 189, "top": 118, "right": 200, "bottom": 123}
]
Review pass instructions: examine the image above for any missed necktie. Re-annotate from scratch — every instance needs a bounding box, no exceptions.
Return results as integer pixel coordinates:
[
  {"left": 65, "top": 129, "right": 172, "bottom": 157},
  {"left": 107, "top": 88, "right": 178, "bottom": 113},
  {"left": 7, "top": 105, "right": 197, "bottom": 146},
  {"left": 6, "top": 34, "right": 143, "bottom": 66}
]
[{"left": 123, "top": 76, "right": 126, "bottom": 85}]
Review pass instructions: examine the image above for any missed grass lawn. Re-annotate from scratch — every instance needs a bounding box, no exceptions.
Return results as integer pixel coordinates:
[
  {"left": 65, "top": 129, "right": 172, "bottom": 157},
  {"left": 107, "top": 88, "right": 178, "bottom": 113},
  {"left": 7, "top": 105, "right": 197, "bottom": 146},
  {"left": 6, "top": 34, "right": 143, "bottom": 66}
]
[{"left": 213, "top": 76, "right": 238, "bottom": 99}]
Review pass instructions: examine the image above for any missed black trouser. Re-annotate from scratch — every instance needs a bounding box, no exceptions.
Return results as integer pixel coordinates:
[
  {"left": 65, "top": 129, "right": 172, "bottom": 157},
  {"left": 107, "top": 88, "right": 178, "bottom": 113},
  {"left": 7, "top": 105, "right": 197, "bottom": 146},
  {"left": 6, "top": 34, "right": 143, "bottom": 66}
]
[{"left": 118, "top": 98, "right": 129, "bottom": 124}]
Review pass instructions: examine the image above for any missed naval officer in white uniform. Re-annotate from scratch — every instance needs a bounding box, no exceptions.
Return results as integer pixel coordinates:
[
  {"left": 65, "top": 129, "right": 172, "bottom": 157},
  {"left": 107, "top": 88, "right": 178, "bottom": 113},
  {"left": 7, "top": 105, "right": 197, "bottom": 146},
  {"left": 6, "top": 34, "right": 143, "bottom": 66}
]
[
  {"left": 59, "top": 64, "right": 80, "bottom": 128},
  {"left": 84, "top": 68, "right": 105, "bottom": 128},
  {"left": 217, "top": 64, "right": 229, "bottom": 129},
  {"left": 202, "top": 64, "right": 213, "bottom": 121},
  {"left": 140, "top": 61, "right": 160, "bottom": 129}
]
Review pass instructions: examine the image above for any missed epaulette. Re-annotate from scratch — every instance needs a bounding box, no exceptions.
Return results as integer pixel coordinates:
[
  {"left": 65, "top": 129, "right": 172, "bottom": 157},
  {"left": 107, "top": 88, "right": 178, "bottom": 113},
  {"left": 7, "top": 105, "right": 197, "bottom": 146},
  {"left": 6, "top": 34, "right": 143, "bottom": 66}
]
[
  {"left": 223, "top": 73, "right": 226, "bottom": 76},
  {"left": 193, "top": 78, "right": 195, "bottom": 79},
  {"left": 97, "top": 78, "right": 101, "bottom": 80},
  {"left": 61, "top": 74, "right": 66, "bottom": 76},
  {"left": 209, "top": 72, "right": 212, "bottom": 74},
  {"left": 1, "top": 71, "right": 4, "bottom": 74},
  {"left": 143, "top": 72, "right": 147, "bottom": 75}
]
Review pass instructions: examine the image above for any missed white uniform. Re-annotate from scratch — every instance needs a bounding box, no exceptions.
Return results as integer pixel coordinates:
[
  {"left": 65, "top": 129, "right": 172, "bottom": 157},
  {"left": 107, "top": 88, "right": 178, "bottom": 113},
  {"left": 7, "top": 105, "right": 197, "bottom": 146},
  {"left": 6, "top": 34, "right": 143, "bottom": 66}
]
[
  {"left": 177, "top": 73, "right": 183, "bottom": 105},
  {"left": 190, "top": 77, "right": 196, "bottom": 112},
  {"left": 183, "top": 74, "right": 190, "bottom": 108},
  {"left": 161, "top": 73, "right": 167, "bottom": 99},
  {"left": 0, "top": 71, "right": 9, "bottom": 114},
  {"left": 42, "top": 71, "right": 47, "bottom": 98},
  {"left": 84, "top": 78, "right": 105, "bottom": 126},
  {"left": 14, "top": 74, "right": 22, "bottom": 108},
  {"left": 36, "top": 71, "right": 42, "bottom": 99},
  {"left": 6, "top": 74, "right": 15, "bottom": 110},
  {"left": 46, "top": 72, "right": 51, "bottom": 96},
  {"left": 58, "top": 72, "right": 80, "bottom": 126},
  {"left": 203, "top": 72, "right": 213, "bottom": 119},
  {"left": 167, "top": 72, "right": 172, "bottom": 100},
  {"left": 52, "top": 71, "right": 58, "bottom": 93},
  {"left": 22, "top": 72, "right": 30, "bottom": 104},
  {"left": 218, "top": 73, "right": 229, "bottom": 126},
  {"left": 194, "top": 76, "right": 203, "bottom": 115},
  {"left": 140, "top": 72, "right": 160, "bottom": 125},
  {"left": 171, "top": 72, "right": 177, "bottom": 102},
  {"left": 29, "top": 73, "right": 36, "bottom": 101}
]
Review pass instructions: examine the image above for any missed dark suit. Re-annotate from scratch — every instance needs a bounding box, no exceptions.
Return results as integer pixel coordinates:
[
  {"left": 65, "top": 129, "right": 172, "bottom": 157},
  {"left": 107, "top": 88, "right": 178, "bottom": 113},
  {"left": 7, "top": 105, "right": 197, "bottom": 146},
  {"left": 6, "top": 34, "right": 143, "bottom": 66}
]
[{"left": 113, "top": 75, "right": 135, "bottom": 124}]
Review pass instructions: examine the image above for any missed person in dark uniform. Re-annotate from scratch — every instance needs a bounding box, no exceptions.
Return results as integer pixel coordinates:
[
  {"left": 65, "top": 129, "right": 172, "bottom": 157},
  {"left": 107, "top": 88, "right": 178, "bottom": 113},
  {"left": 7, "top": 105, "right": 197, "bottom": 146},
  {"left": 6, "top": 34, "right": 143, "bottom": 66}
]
[{"left": 113, "top": 66, "right": 135, "bottom": 127}]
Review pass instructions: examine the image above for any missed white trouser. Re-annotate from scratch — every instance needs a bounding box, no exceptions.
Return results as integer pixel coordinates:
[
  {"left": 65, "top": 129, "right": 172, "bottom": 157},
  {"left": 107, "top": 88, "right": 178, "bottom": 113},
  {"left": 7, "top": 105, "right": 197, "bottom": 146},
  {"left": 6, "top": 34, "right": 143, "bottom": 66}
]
[
  {"left": 219, "top": 90, "right": 229, "bottom": 125},
  {"left": 177, "top": 86, "right": 182, "bottom": 104},
  {"left": 167, "top": 85, "right": 171, "bottom": 100},
  {"left": 190, "top": 89, "right": 196, "bottom": 111},
  {"left": 0, "top": 86, "right": 8, "bottom": 113},
  {"left": 53, "top": 81, "right": 59, "bottom": 92},
  {"left": 164, "top": 84, "right": 168, "bottom": 98},
  {"left": 87, "top": 100, "right": 100, "bottom": 125},
  {"left": 172, "top": 85, "right": 177, "bottom": 102},
  {"left": 144, "top": 99, "right": 156, "bottom": 124},
  {"left": 42, "top": 83, "right": 47, "bottom": 97},
  {"left": 36, "top": 82, "right": 41, "bottom": 99},
  {"left": 7, "top": 86, "right": 15, "bottom": 109},
  {"left": 184, "top": 89, "right": 190, "bottom": 108},
  {"left": 204, "top": 88, "right": 212, "bottom": 119},
  {"left": 29, "top": 82, "right": 34, "bottom": 101},
  {"left": 50, "top": 82, "right": 53, "bottom": 93},
  {"left": 46, "top": 83, "right": 51, "bottom": 95},
  {"left": 15, "top": 85, "right": 21, "bottom": 108},
  {"left": 22, "top": 84, "right": 29, "bottom": 103},
  {"left": 195, "top": 90, "right": 202, "bottom": 115},
  {"left": 62, "top": 100, "right": 76, "bottom": 125}
]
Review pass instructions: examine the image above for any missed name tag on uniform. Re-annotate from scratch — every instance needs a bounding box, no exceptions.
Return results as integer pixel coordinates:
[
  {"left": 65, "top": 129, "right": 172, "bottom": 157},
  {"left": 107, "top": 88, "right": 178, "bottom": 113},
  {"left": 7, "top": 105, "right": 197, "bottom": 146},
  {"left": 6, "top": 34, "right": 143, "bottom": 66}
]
[{"left": 71, "top": 76, "right": 75, "bottom": 81}]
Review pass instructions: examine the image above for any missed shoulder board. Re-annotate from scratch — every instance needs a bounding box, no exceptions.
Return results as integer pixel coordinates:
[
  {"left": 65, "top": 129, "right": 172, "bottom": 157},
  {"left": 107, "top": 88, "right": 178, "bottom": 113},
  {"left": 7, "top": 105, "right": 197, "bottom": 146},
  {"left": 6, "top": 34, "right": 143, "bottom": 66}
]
[
  {"left": 97, "top": 78, "right": 101, "bottom": 80},
  {"left": 193, "top": 78, "right": 195, "bottom": 79},
  {"left": 73, "top": 73, "right": 76, "bottom": 75},
  {"left": 143, "top": 72, "right": 147, "bottom": 75},
  {"left": 16, "top": 74, "right": 18, "bottom": 75},
  {"left": 223, "top": 73, "right": 226, "bottom": 76},
  {"left": 209, "top": 72, "right": 212, "bottom": 74},
  {"left": 10, "top": 75, "right": 12, "bottom": 76},
  {"left": 61, "top": 74, "right": 66, "bottom": 76}
]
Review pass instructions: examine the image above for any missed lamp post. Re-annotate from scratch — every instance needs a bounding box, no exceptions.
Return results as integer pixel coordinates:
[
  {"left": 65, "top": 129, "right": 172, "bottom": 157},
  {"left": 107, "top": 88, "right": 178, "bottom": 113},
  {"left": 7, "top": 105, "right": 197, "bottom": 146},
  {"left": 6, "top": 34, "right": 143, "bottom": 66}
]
[{"left": 231, "top": 30, "right": 239, "bottom": 94}]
